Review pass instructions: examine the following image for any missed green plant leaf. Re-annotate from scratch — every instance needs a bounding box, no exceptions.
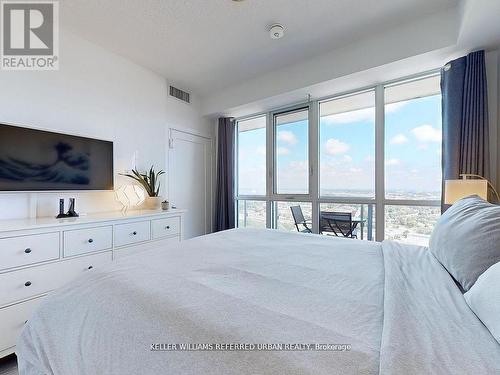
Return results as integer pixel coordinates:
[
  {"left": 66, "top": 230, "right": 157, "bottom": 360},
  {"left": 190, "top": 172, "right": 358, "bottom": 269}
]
[
  {"left": 120, "top": 166, "right": 165, "bottom": 197},
  {"left": 119, "top": 173, "right": 141, "bottom": 184},
  {"left": 150, "top": 166, "right": 155, "bottom": 197}
]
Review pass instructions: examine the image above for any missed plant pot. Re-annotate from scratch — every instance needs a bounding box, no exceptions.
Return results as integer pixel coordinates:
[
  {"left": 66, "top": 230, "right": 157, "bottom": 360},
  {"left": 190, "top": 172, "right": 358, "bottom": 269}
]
[
  {"left": 144, "top": 196, "right": 162, "bottom": 210},
  {"left": 161, "top": 201, "right": 170, "bottom": 211}
]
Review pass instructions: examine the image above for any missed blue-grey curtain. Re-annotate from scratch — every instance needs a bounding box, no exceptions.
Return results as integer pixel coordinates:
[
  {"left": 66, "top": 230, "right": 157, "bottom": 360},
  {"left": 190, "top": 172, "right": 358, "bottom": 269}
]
[
  {"left": 440, "top": 50, "right": 489, "bottom": 211},
  {"left": 215, "top": 117, "right": 236, "bottom": 231}
]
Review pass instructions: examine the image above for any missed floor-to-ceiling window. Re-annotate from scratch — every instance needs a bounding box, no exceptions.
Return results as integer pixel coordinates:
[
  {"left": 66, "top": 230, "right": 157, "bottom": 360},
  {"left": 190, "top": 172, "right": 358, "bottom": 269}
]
[
  {"left": 383, "top": 75, "right": 441, "bottom": 245},
  {"left": 272, "top": 106, "right": 311, "bottom": 231},
  {"left": 319, "top": 90, "right": 375, "bottom": 198},
  {"left": 235, "top": 72, "right": 442, "bottom": 245},
  {"left": 318, "top": 89, "right": 376, "bottom": 240},
  {"left": 274, "top": 108, "right": 310, "bottom": 195},
  {"left": 236, "top": 115, "right": 267, "bottom": 229}
]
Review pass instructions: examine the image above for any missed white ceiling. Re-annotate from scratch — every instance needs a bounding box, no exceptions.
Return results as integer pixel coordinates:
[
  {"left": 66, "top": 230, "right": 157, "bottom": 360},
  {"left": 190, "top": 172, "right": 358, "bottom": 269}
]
[{"left": 60, "top": 0, "right": 459, "bottom": 96}]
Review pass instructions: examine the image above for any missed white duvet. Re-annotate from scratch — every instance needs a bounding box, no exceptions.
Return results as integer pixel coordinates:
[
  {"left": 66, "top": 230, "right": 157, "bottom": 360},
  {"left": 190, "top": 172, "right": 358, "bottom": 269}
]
[{"left": 16, "top": 229, "right": 500, "bottom": 374}]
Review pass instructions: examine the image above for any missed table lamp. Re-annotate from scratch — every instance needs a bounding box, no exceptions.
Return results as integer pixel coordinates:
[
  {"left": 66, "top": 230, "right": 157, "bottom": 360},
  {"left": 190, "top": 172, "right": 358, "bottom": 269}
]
[
  {"left": 444, "top": 174, "right": 498, "bottom": 205},
  {"left": 115, "top": 184, "right": 146, "bottom": 212}
]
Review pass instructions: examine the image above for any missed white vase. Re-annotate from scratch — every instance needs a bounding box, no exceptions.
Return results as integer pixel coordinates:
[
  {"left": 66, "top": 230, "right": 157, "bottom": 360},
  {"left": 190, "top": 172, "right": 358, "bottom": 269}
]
[{"left": 145, "top": 196, "right": 162, "bottom": 210}]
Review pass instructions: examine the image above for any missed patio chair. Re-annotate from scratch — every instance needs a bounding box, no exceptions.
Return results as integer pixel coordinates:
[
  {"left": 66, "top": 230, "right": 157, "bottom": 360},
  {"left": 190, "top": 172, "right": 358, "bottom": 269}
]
[
  {"left": 290, "top": 206, "right": 312, "bottom": 233},
  {"left": 320, "top": 211, "right": 357, "bottom": 238}
]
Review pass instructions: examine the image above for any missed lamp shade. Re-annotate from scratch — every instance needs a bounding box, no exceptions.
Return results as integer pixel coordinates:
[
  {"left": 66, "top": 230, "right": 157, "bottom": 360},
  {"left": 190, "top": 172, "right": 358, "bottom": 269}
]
[
  {"left": 115, "top": 184, "right": 146, "bottom": 210},
  {"left": 444, "top": 179, "right": 488, "bottom": 205}
]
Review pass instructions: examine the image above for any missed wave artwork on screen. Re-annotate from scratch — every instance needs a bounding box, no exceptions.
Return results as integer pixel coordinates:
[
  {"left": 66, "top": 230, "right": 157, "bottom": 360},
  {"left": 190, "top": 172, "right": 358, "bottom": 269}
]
[
  {"left": 0, "top": 142, "right": 90, "bottom": 184},
  {"left": 0, "top": 124, "right": 113, "bottom": 191}
]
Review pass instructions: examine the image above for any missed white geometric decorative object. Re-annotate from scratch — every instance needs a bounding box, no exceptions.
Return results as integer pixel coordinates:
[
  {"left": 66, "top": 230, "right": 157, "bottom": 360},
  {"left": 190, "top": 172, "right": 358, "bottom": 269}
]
[{"left": 115, "top": 185, "right": 146, "bottom": 211}]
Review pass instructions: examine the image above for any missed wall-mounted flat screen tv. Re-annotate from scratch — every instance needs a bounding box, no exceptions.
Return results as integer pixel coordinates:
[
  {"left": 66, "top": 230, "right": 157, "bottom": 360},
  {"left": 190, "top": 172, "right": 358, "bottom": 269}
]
[{"left": 0, "top": 124, "right": 114, "bottom": 191}]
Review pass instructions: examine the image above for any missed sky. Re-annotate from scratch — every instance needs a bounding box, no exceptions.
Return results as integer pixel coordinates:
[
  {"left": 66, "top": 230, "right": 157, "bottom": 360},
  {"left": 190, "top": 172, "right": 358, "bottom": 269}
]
[{"left": 238, "top": 94, "right": 442, "bottom": 198}]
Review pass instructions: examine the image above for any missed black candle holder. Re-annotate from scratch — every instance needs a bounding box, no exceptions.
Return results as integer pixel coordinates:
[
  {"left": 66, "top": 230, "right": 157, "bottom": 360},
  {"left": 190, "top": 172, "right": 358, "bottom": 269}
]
[
  {"left": 67, "top": 198, "right": 79, "bottom": 217},
  {"left": 56, "top": 198, "right": 79, "bottom": 218},
  {"left": 56, "top": 199, "right": 68, "bottom": 219}
]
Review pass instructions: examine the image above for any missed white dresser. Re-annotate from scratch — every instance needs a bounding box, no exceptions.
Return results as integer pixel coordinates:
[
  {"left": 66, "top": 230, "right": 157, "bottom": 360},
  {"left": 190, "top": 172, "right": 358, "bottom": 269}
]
[{"left": 0, "top": 209, "right": 185, "bottom": 358}]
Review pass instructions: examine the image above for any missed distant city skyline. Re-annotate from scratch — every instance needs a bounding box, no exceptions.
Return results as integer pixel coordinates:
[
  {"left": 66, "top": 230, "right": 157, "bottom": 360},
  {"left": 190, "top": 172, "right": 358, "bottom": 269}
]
[{"left": 237, "top": 199, "right": 440, "bottom": 246}]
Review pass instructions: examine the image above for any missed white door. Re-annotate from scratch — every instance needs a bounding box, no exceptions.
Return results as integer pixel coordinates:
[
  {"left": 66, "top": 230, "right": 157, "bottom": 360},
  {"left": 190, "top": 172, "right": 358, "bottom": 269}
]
[{"left": 168, "top": 129, "right": 213, "bottom": 239}]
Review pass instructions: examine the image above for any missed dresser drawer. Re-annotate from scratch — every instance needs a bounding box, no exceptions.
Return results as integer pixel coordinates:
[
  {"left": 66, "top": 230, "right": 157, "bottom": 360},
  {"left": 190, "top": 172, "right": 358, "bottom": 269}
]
[
  {"left": 0, "top": 232, "right": 60, "bottom": 271},
  {"left": 63, "top": 226, "right": 112, "bottom": 257},
  {"left": 0, "top": 251, "right": 112, "bottom": 307},
  {"left": 114, "top": 235, "right": 180, "bottom": 260},
  {"left": 114, "top": 220, "right": 150, "bottom": 247},
  {"left": 151, "top": 217, "right": 180, "bottom": 239},
  {"left": 0, "top": 296, "right": 45, "bottom": 352}
]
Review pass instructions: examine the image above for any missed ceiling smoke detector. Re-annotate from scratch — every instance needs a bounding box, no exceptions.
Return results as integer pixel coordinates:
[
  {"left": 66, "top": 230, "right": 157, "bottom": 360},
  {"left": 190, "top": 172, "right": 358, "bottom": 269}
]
[{"left": 269, "top": 24, "right": 285, "bottom": 40}]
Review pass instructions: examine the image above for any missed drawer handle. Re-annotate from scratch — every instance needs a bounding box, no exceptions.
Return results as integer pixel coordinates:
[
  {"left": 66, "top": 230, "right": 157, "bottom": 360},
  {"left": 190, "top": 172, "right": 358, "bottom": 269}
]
[
  {"left": 24, "top": 281, "right": 32, "bottom": 287},
  {"left": 132, "top": 231, "right": 137, "bottom": 235},
  {"left": 24, "top": 248, "right": 32, "bottom": 254},
  {"left": 165, "top": 226, "right": 170, "bottom": 230},
  {"left": 88, "top": 238, "right": 94, "bottom": 243},
  {"left": 88, "top": 265, "right": 93, "bottom": 270}
]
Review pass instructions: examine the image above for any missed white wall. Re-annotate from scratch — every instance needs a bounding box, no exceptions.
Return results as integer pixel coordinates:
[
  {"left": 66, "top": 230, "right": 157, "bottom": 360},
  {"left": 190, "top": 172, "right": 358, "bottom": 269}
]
[{"left": 0, "top": 29, "right": 210, "bottom": 220}]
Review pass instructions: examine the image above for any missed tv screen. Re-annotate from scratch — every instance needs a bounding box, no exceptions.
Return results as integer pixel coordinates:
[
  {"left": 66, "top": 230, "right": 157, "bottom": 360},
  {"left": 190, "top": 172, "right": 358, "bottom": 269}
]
[{"left": 0, "top": 124, "right": 114, "bottom": 191}]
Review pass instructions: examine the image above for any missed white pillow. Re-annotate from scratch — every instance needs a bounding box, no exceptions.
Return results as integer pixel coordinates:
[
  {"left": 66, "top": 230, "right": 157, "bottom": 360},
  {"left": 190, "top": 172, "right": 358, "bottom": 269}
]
[
  {"left": 429, "top": 195, "right": 500, "bottom": 291},
  {"left": 464, "top": 261, "right": 500, "bottom": 344}
]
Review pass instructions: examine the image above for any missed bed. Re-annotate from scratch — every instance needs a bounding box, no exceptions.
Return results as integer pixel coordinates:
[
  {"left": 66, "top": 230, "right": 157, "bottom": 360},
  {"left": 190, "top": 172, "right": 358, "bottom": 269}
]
[{"left": 16, "top": 228, "right": 500, "bottom": 374}]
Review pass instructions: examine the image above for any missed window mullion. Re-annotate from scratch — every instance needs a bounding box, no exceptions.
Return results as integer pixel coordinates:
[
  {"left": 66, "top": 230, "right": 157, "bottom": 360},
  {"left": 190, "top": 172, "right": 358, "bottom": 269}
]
[
  {"left": 375, "top": 85, "right": 385, "bottom": 242},
  {"left": 266, "top": 112, "right": 273, "bottom": 228},
  {"left": 309, "top": 100, "right": 320, "bottom": 233}
]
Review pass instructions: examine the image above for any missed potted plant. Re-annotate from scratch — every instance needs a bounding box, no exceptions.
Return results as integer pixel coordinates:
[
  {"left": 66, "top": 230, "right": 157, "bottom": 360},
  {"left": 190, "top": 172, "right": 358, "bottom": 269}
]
[{"left": 120, "top": 166, "right": 165, "bottom": 210}]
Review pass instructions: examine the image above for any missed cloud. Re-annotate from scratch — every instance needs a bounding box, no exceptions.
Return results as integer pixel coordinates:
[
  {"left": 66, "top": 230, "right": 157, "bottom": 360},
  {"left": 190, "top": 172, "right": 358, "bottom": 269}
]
[
  {"left": 342, "top": 155, "right": 353, "bottom": 162},
  {"left": 389, "top": 134, "right": 408, "bottom": 145},
  {"left": 256, "top": 146, "right": 266, "bottom": 156},
  {"left": 412, "top": 124, "right": 441, "bottom": 143},
  {"left": 277, "top": 147, "right": 290, "bottom": 156},
  {"left": 277, "top": 130, "right": 298, "bottom": 145},
  {"left": 385, "top": 158, "right": 400, "bottom": 166},
  {"left": 325, "top": 139, "right": 350, "bottom": 155}
]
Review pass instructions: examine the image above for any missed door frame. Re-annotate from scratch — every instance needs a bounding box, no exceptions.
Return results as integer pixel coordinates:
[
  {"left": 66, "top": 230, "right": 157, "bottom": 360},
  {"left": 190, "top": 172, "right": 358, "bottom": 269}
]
[{"left": 167, "top": 127, "right": 214, "bottom": 236}]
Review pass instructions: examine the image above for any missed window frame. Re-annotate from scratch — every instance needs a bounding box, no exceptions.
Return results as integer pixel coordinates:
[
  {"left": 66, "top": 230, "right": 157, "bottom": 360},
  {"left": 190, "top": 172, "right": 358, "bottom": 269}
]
[
  {"left": 234, "top": 69, "right": 442, "bottom": 241},
  {"left": 235, "top": 113, "right": 268, "bottom": 200},
  {"left": 379, "top": 75, "right": 441, "bottom": 241},
  {"left": 318, "top": 88, "right": 377, "bottom": 200},
  {"left": 236, "top": 198, "right": 268, "bottom": 229},
  {"left": 270, "top": 104, "right": 312, "bottom": 200}
]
